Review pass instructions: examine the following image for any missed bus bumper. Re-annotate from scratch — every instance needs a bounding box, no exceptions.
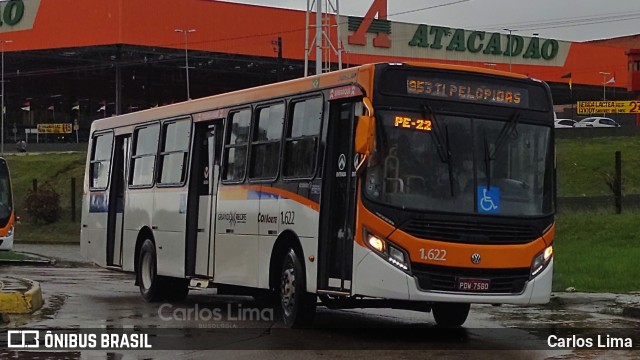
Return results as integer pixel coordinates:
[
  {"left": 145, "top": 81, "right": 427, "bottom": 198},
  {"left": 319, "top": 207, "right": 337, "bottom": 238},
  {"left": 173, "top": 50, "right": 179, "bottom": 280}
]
[
  {"left": 0, "top": 233, "right": 14, "bottom": 251},
  {"left": 353, "top": 251, "right": 553, "bottom": 305}
]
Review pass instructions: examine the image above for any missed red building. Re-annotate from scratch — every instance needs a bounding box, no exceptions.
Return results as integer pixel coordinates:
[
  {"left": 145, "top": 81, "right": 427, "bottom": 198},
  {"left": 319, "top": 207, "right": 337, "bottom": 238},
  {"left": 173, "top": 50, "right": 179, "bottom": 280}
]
[{"left": 0, "top": 0, "right": 636, "bottom": 133}]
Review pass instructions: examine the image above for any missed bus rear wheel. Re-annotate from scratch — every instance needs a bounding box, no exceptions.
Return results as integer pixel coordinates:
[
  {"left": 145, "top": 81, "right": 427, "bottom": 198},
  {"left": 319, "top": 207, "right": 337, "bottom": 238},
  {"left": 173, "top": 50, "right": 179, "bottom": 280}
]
[
  {"left": 280, "top": 249, "right": 316, "bottom": 328},
  {"left": 432, "top": 302, "right": 470, "bottom": 327}
]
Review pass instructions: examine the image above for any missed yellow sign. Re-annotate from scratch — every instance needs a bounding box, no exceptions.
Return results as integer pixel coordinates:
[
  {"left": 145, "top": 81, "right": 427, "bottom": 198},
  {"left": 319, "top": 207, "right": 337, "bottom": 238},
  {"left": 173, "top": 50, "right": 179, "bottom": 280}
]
[
  {"left": 37, "top": 123, "right": 72, "bottom": 134},
  {"left": 394, "top": 116, "right": 432, "bottom": 132},
  {"left": 577, "top": 101, "right": 640, "bottom": 114}
]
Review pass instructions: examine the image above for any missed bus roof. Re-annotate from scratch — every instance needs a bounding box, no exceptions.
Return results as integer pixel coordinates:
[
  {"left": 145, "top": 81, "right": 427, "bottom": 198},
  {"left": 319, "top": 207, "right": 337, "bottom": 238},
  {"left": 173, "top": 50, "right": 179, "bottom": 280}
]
[{"left": 91, "top": 62, "right": 534, "bottom": 132}]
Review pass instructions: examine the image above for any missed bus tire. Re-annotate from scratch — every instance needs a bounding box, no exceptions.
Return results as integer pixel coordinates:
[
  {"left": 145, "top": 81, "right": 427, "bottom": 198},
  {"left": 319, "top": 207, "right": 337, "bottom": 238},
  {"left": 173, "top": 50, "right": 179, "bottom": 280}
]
[
  {"left": 137, "top": 239, "right": 166, "bottom": 303},
  {"left": 280, "top": 248, "right": 316, "bottom": 328},
  {"left": 432, "top": 302, "right": 470, "bottom": 328}
]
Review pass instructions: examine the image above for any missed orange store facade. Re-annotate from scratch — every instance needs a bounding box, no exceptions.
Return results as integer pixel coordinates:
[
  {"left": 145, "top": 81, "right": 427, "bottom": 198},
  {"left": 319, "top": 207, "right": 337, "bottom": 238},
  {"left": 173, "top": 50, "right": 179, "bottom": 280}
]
[{"left": 0, "top": 0, "right": 638, "bottom": 134}]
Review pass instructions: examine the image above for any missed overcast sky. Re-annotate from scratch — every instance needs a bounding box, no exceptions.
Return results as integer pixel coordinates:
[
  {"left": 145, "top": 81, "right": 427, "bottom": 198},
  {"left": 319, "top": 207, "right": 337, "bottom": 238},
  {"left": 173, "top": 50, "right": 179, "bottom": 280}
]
[{"left": 219, "top": 0, "right": 640, "bottom": 42}]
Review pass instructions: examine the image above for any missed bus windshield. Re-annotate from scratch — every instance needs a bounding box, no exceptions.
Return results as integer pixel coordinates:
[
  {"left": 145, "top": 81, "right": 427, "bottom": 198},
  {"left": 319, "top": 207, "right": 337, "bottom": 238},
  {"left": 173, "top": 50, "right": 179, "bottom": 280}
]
[
  {"left": 364, "top": 110, "right": 553, "bottom": 216},
  {"left": 0, "top": 160, "right": 12, "bottom": 226}
]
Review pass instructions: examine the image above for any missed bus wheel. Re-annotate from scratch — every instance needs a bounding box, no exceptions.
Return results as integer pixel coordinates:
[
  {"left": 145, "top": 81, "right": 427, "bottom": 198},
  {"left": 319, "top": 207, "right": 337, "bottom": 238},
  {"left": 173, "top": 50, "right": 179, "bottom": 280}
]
[
  {"left": 432, "top": 302, "right": 470, "bottom": 328},
  {"left": 138, "top": 239, "right": 165, "bottom": 302},
  {"left": 280, "top": 249, "right": 316, "bottom": 328}
]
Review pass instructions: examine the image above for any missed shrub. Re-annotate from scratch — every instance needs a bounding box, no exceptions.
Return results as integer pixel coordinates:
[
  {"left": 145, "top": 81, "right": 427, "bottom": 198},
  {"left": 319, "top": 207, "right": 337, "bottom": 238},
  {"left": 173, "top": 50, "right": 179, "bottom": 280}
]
[{"left": 23, "top": 183, "right": 61, "bottom": 224}]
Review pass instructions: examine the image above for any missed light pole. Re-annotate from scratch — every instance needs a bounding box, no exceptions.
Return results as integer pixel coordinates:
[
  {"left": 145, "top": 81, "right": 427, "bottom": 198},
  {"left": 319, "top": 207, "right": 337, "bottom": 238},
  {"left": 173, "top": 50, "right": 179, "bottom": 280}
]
[
  {"left": 175, "top": 28, "right": 196, "bottom": 100},
  {"left": 599, "top": 71, "right": 610, "bottom": 100},
  {"left": 503, "top": 28, "right": 517, "bottom": 72},
  {"left": 1, "top": 40, "right": 12, "bottom": 156}
]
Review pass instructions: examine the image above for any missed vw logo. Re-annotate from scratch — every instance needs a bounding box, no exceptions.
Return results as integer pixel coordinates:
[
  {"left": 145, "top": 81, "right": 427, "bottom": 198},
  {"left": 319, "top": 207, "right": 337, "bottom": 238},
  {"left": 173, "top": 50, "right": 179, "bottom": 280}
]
[{"left": 471, "top": 253, "right": 481, "bottom": 264}]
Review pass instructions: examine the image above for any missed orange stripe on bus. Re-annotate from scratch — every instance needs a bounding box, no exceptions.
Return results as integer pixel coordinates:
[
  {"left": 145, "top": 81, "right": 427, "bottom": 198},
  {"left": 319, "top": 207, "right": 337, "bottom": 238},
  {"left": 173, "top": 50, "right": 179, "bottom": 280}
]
[{"left": 218, "top": 185, "right": 319, "bottom": 212}]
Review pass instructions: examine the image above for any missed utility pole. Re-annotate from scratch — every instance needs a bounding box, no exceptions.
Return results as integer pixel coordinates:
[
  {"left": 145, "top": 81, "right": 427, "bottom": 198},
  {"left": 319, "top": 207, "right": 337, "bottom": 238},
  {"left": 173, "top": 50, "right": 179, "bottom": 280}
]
[
  {"left": 1, "top": 40, "right": 12, "bottom": 156},
  {"left": 599, "top": 72, "right": 610, "bottom": 100},
  {"left": 272, "top": 37, "right": 283, "bottom": 82},
  {"left": 175, "top": 28, "right": 196, "bottom": 100},
  {"left": 503, "top": 28, "right": 516, "bottom": 72}
]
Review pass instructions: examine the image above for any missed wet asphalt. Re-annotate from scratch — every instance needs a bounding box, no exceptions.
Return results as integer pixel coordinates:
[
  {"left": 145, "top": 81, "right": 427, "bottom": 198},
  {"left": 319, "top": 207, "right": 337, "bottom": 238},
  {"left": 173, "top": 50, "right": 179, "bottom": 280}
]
[{"left": 1, "top": 244, "right": 639, "bottom": 359}]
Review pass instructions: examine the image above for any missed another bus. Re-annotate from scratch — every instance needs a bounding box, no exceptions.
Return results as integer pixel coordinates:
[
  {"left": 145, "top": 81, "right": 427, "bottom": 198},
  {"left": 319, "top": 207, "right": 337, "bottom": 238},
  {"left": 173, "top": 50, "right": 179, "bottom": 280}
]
[
  {"left": 0, "top": 157, "right": 15, "bottom": 251},
  {"left": 81, "top": 62, "right": 555, "bottom": 328}
]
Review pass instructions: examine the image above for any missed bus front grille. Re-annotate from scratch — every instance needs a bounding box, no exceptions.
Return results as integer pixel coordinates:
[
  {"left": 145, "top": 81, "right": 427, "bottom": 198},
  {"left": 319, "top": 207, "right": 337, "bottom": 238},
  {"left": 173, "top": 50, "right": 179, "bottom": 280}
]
[
  {"left": 412, "top": 263, "right": 530, "bottom": 294},
  {"left": 400, "top": 219, "right": 540, "bottom": 245}
]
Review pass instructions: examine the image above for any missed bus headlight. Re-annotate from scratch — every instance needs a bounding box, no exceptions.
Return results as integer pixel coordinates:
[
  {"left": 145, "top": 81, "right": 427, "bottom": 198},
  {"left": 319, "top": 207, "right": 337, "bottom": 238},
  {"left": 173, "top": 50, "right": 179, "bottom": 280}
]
[
  {"left": 364, "top": 229, "right": 411, "bottom": 273},
  {"left": 387, "top": 244, "right": 409, "bottom": 272},
  {"left": 367, "top": 233, "right": 386, "bottom": 253},
  {"left": 6, "top": 225, "right": 13, "bottom": 237},
  {"left": 530, "top": 245, "right": 553, "bottom": 278}
]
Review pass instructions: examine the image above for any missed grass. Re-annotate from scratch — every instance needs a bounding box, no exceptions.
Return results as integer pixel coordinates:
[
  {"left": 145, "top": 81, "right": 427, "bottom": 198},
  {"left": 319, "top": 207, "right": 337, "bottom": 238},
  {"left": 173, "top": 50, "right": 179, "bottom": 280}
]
[
  {"left": 553, "top": 211, "right": 640, "bottom": 293},
  {"left": 556, "top": 137, "right": 640, "bottom": 197},
  {"left": 4, "top": 152, "right": 86, "bottom": 243},
  {"left": 2, "top": 142, "right": 640, "bottom": 292},
  {"left": 0, "top": 251, "right": 41, "bottom": 261}
]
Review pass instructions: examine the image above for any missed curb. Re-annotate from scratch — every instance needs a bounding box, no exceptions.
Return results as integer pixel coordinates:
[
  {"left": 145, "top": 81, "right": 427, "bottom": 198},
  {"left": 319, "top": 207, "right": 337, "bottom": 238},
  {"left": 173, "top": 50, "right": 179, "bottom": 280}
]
[
  {"left": 0, "top": 252, "right": 55, "bottom": 266},
  {"left": 0, "top": 277, "right": 44, "bottom": 314}
]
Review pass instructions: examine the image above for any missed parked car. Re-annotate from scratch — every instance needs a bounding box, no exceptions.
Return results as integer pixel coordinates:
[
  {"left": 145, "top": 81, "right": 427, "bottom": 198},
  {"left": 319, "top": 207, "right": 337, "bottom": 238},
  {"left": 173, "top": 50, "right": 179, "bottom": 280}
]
[
  {"left": 574, "top": 117, "right": 620, "bottom": 128},
  {"left": 554, "top": 119, "right": 577, "bottom": 128}
]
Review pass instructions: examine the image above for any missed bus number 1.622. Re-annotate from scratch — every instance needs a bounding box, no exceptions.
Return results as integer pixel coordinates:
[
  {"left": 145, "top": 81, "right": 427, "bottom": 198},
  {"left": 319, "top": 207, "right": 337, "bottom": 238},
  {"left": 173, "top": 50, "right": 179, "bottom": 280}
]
[{"left": 419, "top": 248, "right": 447, "bottom": 261}]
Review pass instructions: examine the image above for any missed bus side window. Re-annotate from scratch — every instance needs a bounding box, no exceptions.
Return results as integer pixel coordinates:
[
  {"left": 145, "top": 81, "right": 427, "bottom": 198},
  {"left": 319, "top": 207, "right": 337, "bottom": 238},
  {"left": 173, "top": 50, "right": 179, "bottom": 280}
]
[
  {"left": 130, "top": 124, "right": 160, "bottom": 187},
  {"left": 89, "top": 132, "right": 114, "bottom": 190},
  {"left": 283, "top": 97, "right": 322, "bottom": 179},
  {"left": 157, "top": 119, "right": 191, "bottom": 186},
  {"left": 250, "top": 103, "right": 284, "bottom": 180},
  {"left": 222, "top": 109, "right": 251, "bottom": 182}
]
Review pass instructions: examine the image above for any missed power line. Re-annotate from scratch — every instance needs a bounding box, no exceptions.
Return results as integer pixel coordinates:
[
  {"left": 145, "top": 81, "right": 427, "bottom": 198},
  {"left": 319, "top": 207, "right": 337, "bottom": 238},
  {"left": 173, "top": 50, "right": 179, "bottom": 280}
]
[
  {"left": 474, "top": 11, "right": 640, "bottom": 32},
  {"left": 388, "top": 0, "right": 472, "bottom": 17}
]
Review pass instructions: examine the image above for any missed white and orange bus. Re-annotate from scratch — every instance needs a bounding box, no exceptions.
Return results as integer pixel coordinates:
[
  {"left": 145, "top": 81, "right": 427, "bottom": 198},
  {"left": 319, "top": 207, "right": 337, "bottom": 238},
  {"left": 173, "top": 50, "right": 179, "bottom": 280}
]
[
  {"left": 81, "top": 62, "right": 555, "bottom": 327},
  {"left": 0, "top": 157, "right": 15, "bottom": 251}
]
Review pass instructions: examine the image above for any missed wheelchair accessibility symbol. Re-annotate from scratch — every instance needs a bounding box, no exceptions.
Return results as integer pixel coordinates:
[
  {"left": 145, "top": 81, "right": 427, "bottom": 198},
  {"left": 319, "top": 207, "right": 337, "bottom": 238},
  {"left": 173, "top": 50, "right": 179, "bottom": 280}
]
[{"left": 477, "top": 186, "right": 500, "bottom": 214}]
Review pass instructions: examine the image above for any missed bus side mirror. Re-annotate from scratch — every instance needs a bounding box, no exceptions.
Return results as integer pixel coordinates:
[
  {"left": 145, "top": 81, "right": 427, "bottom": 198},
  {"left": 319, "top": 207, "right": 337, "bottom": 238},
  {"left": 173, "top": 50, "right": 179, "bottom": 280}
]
[
  {"left": 355, "top": 115, "right": 374, "bottom": 154},
  {"left": 355, "top": 97, "right": 375, "bottom": 172}
]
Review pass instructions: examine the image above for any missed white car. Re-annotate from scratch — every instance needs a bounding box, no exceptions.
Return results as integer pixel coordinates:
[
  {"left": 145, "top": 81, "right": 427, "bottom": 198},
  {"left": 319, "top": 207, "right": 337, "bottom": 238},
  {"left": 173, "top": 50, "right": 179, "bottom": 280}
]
[
  {"left": 554, "top": 119, "right": 576, "bottom": 128},
  {"left": 574, "top": 117, "right": 620, "bottom": 128}
]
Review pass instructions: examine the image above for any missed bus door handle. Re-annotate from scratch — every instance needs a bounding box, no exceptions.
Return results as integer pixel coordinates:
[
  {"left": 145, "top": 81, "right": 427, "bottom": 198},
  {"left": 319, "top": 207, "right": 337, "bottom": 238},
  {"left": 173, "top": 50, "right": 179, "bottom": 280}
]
[
  {"left": 82, "top": 224, "right": 88, "bottom": 228},
  {"left": 152, "top": 225, "right": 158, "bottom": 230},
  {"left": 226, "top": 229, "right": 234, "bottom": 234},
  {"left": 197, "top": 228, "right": 205, "bottom": 233}
]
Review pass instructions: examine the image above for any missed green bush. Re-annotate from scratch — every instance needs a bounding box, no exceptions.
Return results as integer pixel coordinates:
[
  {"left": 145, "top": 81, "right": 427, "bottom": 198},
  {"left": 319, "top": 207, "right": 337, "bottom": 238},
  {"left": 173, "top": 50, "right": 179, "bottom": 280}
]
[{"left": 23, "top": 183, "right": 62, "bottom": 224}]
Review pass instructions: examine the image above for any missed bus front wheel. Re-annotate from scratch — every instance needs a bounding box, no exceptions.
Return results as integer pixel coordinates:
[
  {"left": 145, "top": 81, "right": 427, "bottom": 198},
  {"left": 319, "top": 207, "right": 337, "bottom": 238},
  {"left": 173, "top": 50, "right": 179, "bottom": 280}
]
[
  {"left": 280, "top": 248, "right": 316, "bottom": 328},
  {"left": 138, "top": 239, "right": 164, "bottom": 302},
  {"left": 431, "top": 302, "right": 470, "bottom": 327}
]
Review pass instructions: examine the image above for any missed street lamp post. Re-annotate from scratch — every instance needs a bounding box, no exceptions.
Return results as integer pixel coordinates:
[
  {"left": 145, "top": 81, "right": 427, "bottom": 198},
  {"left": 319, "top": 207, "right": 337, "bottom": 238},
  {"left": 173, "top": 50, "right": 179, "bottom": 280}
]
[
  {"left": 599, "top": 72, "right": 611, "bottom": 100},
  {"left": 503, "top": 28, "right": 517, "bottom": 72},
  {"left": 1, "top": 40, "right": 12, "bottom": 156},
  {"left": 175, "top": 28, "right": 196, "bottom": 100}
]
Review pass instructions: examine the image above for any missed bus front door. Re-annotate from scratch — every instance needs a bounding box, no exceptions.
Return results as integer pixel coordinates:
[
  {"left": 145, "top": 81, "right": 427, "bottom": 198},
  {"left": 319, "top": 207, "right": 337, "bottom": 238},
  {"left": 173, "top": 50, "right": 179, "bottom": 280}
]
[
  {"left": 106, "top": 135, "right": 130, "bottom": 267},
  {"left": 318, "top": 101, "right": 357, "bottom": 293},
  {"left": 186, "top": 121, "right": 223, "bottom": 278}
]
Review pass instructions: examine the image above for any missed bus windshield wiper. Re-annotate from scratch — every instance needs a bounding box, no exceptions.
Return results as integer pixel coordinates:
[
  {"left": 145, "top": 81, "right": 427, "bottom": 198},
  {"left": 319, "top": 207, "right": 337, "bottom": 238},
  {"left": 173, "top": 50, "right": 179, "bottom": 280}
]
[
  {"left": 483, "top": 131, "right": 493, "bottom": 189},
  {"left": 484, "top": 112, "right": 520, "bottom": 188},
  {"left": 422, "top": 103, "right": 455, "bottom": 196},
  {"left": 491, "top": 112, "right": 520, "bottom": 159}
]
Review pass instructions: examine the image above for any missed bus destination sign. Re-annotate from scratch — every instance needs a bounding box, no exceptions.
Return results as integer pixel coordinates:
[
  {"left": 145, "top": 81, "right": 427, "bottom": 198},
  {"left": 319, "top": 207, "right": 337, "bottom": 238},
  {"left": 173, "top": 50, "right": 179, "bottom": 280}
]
[{"left": 407, "top": 77, "right": 529, "bottom": 108}]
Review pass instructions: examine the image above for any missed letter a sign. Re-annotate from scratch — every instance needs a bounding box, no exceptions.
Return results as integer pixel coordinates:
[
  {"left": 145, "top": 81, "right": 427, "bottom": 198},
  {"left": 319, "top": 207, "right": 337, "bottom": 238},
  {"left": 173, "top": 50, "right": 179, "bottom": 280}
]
[{"left": 348, "top": 0, "right": 391, "bottom": 48}]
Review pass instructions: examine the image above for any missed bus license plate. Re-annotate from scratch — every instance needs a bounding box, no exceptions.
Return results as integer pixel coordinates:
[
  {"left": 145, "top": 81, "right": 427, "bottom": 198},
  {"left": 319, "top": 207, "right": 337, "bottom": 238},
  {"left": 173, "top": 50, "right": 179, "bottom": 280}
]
[{"left": 457, "top": 278, "right": 490, "bottom": 292}]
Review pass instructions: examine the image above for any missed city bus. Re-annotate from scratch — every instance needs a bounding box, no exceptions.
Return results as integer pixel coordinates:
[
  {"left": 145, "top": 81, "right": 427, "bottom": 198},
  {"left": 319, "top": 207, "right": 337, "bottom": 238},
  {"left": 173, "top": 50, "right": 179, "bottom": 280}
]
[
  {"left": 0, "top": 157, "right": 15, "bottom": 251},
  {"left": 81, "top": 62, "right": 555, "bottom": 328}
]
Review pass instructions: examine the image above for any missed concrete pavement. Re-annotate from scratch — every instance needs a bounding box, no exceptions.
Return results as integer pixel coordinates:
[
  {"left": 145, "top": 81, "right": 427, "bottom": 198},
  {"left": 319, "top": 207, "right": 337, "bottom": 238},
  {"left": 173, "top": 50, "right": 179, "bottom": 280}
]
[{"left": 2, "top": 243, "right": 640, "bottom": 321}]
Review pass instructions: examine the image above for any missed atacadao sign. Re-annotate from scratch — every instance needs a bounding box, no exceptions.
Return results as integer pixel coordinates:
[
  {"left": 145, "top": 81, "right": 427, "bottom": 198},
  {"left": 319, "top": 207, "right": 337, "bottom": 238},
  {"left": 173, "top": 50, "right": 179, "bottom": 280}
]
[
  {"left": 343, "top": 0, "right": 570, "bottom": 67},
  {"left": 0, "top": 0, "right": 41, "bottom": 33}
]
